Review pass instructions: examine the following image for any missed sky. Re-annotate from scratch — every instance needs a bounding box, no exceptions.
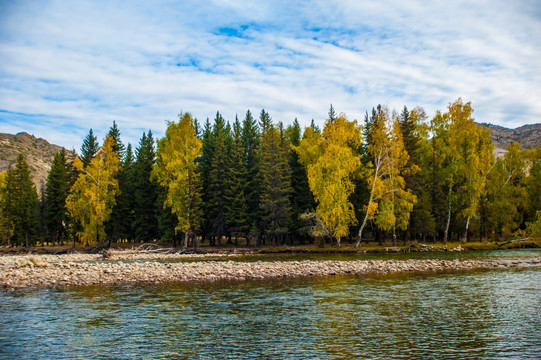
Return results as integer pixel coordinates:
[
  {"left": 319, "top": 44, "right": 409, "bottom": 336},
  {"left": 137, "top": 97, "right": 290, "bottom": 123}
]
[{"left": 1, "top": 0, "right": 540, "bottom": 151}]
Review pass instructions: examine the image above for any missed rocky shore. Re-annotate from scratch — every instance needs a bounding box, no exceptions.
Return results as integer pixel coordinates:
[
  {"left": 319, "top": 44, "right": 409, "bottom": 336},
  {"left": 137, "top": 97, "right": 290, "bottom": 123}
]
[{"left": 1, "top": 251, "right": 540, "bottom": 290}]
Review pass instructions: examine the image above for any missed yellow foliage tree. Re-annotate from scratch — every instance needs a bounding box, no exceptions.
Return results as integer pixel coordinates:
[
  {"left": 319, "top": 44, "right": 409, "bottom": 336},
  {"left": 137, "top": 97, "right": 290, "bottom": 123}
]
[
  {"left": 295, "top": 114, "right": 361, "bottom": 247},
  {"left": 152, "top": 113, "right": 202, "bottom": 250},
  {"left": 66, "top": 134, "right": 120, "bottom": 246},
  {"left": 356, "top": 107, "right": 416, "bottom": 247}
]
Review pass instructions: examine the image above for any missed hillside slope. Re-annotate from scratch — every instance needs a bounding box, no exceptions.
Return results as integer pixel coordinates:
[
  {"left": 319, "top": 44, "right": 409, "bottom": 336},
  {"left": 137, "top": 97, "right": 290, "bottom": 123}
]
[
  {"left": 0, "top": 132, "right": 76, "bottom": 190},
  {"left": 477, "top": 123, "right": 541, "bottom": 152}
]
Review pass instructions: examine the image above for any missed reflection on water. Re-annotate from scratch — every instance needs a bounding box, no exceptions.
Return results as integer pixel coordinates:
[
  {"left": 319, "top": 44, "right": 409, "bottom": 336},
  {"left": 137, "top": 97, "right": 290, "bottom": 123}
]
[{"left": 1, "top": 257, "right": 540, "bottom": 359}]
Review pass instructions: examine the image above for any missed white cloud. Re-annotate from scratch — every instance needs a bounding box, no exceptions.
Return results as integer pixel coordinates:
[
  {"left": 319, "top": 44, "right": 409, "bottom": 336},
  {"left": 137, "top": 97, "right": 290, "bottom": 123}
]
[{"left": 0, "top": 0, "right": 540, "bottom": 150}]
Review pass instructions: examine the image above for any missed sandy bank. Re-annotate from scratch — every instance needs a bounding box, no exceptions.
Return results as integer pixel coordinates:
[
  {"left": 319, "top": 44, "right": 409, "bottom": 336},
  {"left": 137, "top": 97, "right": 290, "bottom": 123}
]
[{"left": 1, "top": 252, "right": 540, "bottom": 289}]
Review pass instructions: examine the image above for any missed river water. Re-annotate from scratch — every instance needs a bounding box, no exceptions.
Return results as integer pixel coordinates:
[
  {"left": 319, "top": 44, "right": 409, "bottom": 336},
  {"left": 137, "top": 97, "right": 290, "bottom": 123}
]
[{"left": 1, "top": 250, "right": 540, "bottom": 359}]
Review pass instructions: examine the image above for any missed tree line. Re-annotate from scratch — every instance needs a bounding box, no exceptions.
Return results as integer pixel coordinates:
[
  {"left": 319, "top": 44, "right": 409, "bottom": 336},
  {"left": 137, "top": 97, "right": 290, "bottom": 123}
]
[{"left": 1, "top": 98, "right": 540, "bottom": 249}]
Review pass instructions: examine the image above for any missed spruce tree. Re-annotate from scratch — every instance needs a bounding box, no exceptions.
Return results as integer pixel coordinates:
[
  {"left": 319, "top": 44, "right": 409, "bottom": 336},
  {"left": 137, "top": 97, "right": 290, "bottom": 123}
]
[
  {"left": 80, "top": 129, "right": 99, "bottom": 169},
  {"left": 224, "top": 116, "right": 249, "bottom": 244},
  {"left": 399, "top": 106, "right": 435, "bottom": 241},
  {"left": 241, "top": 110, "right": 260, "bottom": 233},
  {"left": 4, "top": 154, "right": 40, "bottom": 247},
  {"left": 44, "top": 149, "right": 74, "bottom": 245},
  {"left": 287, "top": 119, "right": 315, "bottom": 238},
  {"left": 110, "top": 143, "right": 136, "bottom": 241},
  {"left": 258, "top": 116, "right": 292, "bottom": 246},
  {"left": 107, "top": 120, "right": 126, "bottom": 159},
  {"left": 133, "top": 131, "right": 159, "bottom": 242},
  {"left": 208, "top": 112, "right": 229, "bottom": 245},
  {"left": 199, "top": 118, "right": 214, "bottom": 242}
]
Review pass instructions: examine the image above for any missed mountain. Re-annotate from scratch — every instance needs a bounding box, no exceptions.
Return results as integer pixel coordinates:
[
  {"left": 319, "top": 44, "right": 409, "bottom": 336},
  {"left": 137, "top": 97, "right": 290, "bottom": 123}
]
[
  {"left": 477, "top": 123, "right": 541, "bottom": 155},
  {"left": 0, "top": 132, "right": 76, "bottom": 190}
]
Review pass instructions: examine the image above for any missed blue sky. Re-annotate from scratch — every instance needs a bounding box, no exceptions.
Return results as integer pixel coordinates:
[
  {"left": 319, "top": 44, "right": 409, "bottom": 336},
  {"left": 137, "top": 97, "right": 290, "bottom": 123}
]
[{"left": 1, "top": 0, "right": 540, "bottom": 151}]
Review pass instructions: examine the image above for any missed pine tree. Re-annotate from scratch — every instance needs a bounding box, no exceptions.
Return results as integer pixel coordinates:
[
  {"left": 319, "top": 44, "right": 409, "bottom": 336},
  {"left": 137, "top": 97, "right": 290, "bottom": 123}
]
[
  {"left": 242, "top": 110, "right": 261, "bottom": 232},
  {"left": 4, "top": 154, "right": 40, "bottom": 247},
  {"left": 399, "top": 106, "right": 435, "bottom": 241},
  {"left": 0, "top": 171, "right": 14, "bottom": 244},
  {"left": 110, "top": 143, "right": 136, "bottom": 241},
  {"left": 287, "top": 119, "right": 315, "bottom": 237},
  {"left": 133, "top": 131, "right": 159, "bottom": 242},
  {"left": 44, "top": 149, "right": 75, "bottom": 245},
  {"left": 199, "top": 117, "right": 214, "bottom": 241},
  {"left": 259, "top": 115, "right": 293, "bottom": 246},
  {"left": 80, "top": 129, "right": 99, "bottom": 169},
  {"left": 207, "top": 112, "right": 229, "bottom": 245},
  {"left": 224, "top": 116, "right": 249, "bottom": 244},
  {"left": 107, "top": 120, "right": 126, "bottom": 159},
  {"left": 153, "top": 113, "right": 202, "bottom": 250}
]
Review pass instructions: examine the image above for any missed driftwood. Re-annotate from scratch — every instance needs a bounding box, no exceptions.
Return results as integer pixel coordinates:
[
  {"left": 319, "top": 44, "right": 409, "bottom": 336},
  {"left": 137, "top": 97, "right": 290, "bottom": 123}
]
[{"left": 498, "top": 238, "right": 530, "bottom": 247}]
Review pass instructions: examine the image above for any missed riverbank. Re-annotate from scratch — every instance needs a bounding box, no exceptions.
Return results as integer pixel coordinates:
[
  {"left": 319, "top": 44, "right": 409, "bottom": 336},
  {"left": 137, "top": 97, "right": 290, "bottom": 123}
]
[{"left": 2, "top": 250, "right": 540, "bottom": 289}]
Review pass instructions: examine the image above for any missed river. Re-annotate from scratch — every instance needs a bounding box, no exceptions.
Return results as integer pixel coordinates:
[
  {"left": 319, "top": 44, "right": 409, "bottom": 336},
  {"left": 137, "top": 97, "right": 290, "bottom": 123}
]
[{"left": 1, "top": 250, "right": 540, "bottom": 359}]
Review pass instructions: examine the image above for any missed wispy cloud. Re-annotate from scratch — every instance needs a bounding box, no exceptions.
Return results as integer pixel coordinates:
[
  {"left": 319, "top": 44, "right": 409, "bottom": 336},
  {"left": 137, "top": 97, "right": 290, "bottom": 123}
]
[{"left": 1, "top": 0, "right": 540, "bottom": 150}]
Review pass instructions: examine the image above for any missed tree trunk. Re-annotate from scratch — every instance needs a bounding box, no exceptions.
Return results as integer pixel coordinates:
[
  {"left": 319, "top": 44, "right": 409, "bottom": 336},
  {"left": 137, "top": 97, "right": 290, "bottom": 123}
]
[
  {"left": 462, "top": 217, "right": 470, "bottom": 243},
  {"left": 443, "top": 193, "right": 452, "bottom": 244},
  {"left": 336, "top": 237, "right": 341, "bottom": 248},
  {"left": 183, "top": 232, "right": 189, "bottom": 251}
]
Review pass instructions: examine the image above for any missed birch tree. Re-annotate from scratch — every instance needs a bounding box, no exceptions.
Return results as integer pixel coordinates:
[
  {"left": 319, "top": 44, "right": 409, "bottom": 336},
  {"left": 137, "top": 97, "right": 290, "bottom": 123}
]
[
  {"left": 152, "top": 113, "right": 202, "bottom": 250},
  {"left": 296, "top": 114, "right": 361, "bottom": 247},
  {"left": 66, "top": 134, "right": 120, "bottom": 246}
]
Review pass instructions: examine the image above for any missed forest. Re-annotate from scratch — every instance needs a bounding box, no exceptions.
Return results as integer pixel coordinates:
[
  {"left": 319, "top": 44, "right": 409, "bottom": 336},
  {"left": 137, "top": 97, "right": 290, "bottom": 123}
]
[{"left": 1, "top": 98, "right": 540, "bottom": 249}]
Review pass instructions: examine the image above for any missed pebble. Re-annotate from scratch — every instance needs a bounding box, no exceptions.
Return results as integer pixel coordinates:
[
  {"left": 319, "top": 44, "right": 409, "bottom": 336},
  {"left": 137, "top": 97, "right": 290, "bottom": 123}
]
[{"left": 0, "top": 252, "right": 540, "bottom": 290}]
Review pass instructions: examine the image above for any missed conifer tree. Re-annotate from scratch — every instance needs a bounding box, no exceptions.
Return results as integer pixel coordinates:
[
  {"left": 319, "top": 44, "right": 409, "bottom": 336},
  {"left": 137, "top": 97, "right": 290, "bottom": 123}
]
[
  {"left": 259, "top": 117, "right": 293, "bottom": 245},
  {"left": 0, "top": 171, "right": 14, "bottom": 244},
  {"left": 80, "top": 129, "right": 99, "bottom": 169},
  {"left": 399, "top": 106, "right": 435, "bottom": 241},
  {"left": 107, "top": 120, "right": 126, "bottom": 159},
  {"left": 153, "top": 113, "right": 202, "bottom": 250},
  {"left": 241, "top": 110, "right": 261, "bottom": 232},
  {"left": 133, "top": 131, "right": 159, "bottom": 242},
  {"left": 224, "top": 116, "right": 249, "bottom": 244},
  {"left": 44, "top": 149, "right": 75, "bottom": 245},
  {"left": 4, "top": 155, "right": 40, "bottom": 247},
  {"left": 207, "top": 112, "right": 229, "bottom": 245},
  {"left": 287, "top": 119, "right": 315, "bottom": 237},
  {"left": 110, "top": 143, "right": 136, "bottom": 241},
  {"left": 199, "top": 118, "right": 214, "bottom": 241}
]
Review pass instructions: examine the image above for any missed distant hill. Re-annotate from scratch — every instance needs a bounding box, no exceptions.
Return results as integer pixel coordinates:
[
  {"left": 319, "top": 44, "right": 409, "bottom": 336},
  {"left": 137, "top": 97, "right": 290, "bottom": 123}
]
[
  {"left": 477, "top": 123, "right": 541, "bottom": 155},
  {"left": 0, "top": 132, "right": 76, "bottom": 190}
]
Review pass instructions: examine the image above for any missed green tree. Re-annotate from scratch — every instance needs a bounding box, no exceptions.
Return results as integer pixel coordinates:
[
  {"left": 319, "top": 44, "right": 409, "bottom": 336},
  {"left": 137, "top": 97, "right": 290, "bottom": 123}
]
[
  {"left": 482, "top": 142, "right": 527, "bottom": 239},
  {"left": 44, "top": 149, "right": 75, "bottom": 245},
  {"left": 67, "top": 135, "right": 120, "bottom": 246},
  {"left": 4, "top": 154, "right": 40, "bottom": 247},
  {"left": 286, "top": 119, "right": 315, "bottom": 238},
  {"left": 259, "top": 116, "right": 293, "bottom": 246},
  {"left": 80, "top": 129, "right": 99, "bottom": 169},
  {"left": 241, "top": 110, "right": 261, "bottom": 233},
  {"left": 109, "top": 143, "right": 137, "bottom": 241},
  {"left": 0, "top": 171, "right": 14, "bottom": 244},
  {"left": 133, "top": 131, "right": 159, "bottom": 242},
  {"left": 399, "top": 106, "right": 435, "bottom": 241},
  {"left": 207, "top": 112, "right": 229, "bottom": 245},
  {"left": 153, "top": 113, "right": 202, "bottom": 250},
  {"left": 107, "top": 120, "right": 126, "bottom": 159},
  {"left": 224, "top": 116, "right": 249, "bottom": 244}
]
